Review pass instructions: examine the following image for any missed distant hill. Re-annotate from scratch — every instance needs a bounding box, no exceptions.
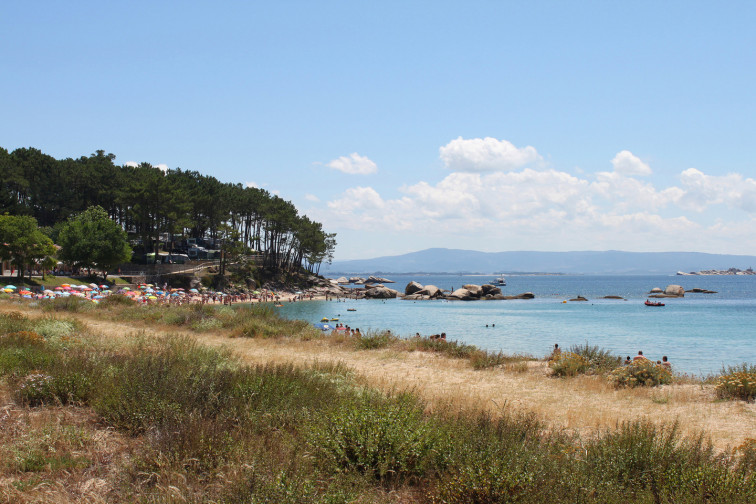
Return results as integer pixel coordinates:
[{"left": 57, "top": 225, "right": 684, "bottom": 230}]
[{"left": 324, "top": 248, "right": 756, "bottom": 275}]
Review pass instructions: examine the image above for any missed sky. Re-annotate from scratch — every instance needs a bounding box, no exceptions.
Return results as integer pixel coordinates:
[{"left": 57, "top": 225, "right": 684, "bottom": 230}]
[{"left": 3, "top": 1, "right": 756, "bottom": 260}]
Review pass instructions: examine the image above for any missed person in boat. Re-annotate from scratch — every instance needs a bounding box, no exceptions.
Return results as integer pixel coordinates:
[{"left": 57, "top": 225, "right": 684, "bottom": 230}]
[{"left": 633, "top": 350, "right": 648, "bottom": 361}]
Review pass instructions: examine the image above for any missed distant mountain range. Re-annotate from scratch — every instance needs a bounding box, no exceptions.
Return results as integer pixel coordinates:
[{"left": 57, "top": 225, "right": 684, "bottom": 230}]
[{"left": 324, "top": 248, "right": 756, "bottom": 275}]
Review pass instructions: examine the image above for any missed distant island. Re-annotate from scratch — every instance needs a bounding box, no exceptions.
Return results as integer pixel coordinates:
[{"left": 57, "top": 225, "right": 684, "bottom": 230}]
[{"left": 677, "top": 267, "right": 755, "bottom": 276}]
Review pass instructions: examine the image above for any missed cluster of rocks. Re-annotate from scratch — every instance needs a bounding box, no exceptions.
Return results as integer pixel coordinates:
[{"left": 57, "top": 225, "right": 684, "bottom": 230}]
[
  {"left": 677, "top": 268, "right": 754, "bottom": 276},
  {"left": 333, "top": 276, "right": 395, "bottom": 285},
  {"left": 647, "top": 284, "right": 717, "bottom": 298},
  {"left": 405, "top": 281, "right": 534, "bottom": 301}
]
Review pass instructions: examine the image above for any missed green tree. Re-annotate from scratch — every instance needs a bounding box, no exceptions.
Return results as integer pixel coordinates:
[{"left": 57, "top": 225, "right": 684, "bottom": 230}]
[
  {"left": 58, "top": 206, "right": 132, "bottom": 279},
  {"left": 0, "top": 214, "right": 56, "bottom": 280}
]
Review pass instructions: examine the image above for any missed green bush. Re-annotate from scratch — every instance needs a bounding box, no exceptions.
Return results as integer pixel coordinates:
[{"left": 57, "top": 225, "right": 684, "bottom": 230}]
[
  {"left": 568, "top": 342, "right": 622, "bottom": 373},
  {"left": 354, "top": 330, "right": 397, "bottom": 350},
  {"left": 549, "top": 352, "right": 590, "bottom": 377},
  {"left": 607, "top": 360, "right": 672, "bottom": 388},
  {"left": 715, "top": 363, "right": 756, "bottom": 402},
  {"left": 308, "top": 394, "right": 445, "bottom": 482}
]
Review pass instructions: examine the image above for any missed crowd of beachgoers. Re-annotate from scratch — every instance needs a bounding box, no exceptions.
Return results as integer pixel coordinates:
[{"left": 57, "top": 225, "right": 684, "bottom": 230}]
[{"left": 0, "top": 282, "right": 316, "bottom": 305}]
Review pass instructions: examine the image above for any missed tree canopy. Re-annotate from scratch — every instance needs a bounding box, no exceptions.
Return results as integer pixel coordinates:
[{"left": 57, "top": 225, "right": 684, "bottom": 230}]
[
  {"left": 0, "top": 214, "right": 56, "bottom": 279},
  {"left": 0, "top": 147, "right": 336, "bottom": 273},
  {"left": 58, "top": 206, "right": 132, "bottom": 279}
]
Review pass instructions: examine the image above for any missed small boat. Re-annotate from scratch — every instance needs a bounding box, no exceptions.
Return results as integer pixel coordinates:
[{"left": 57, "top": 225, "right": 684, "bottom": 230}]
[
  {"left": 347, "top": 308, "right": 357, "bottom": 311},
  {"left": 492, "top": 274, "right": 506, "bottom": 286},
  {"left": 644, "top": 300, "right": 665, "bottom": 307},
  {"left": 330, "top": 318, "right": 339, "bottom": 321}
]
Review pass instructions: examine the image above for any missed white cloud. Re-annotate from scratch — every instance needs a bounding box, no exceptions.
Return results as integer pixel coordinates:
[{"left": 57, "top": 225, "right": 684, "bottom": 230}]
[
  {"left": 676, "top": 168, "right": 756, "bottom": 213},
  {"left": 315, "top": 159, "right": 756, "bottom": 254},
  {"left": 326, "top": 153, "right": 378, "bottom": 175},
  {"left": 156, "top": 163, "right": 169, "bottom": 173},
  {"left": 124, "top": 161, "right": 138, "bottom": 168},
  {"left": 246, "top": 181, "right": 259, "bottom": 188},
  {"left": 611, "top": 150, "right": 652, "bottom": 176},
  {"left": 305, "top": 194, "right": 320, "bottom": 202},
  {"left": 439, "top": 137, "right": 541, "bottom": 172}
]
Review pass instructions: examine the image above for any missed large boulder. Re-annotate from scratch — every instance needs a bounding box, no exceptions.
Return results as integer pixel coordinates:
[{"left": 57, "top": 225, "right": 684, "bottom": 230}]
[
  {"left": 405, "top": 281, "right": 424, "bottom": 295},
  {"left": 334, "top": 276, "right": 349, "bottom": 285},
  {"left": 364, "top": 286, "right": 399, "bottom": 299},
  {"left": 664, "top": 284, "right": 685, "bottom": 297},
  {"left": 504, "top": 292, "right": 535, "bottom": 300},
  {"left": 448, "top": 288, "right": 474, "bottom": 300},
  {"left": 368, "top": 276, "right": 395, "bottom": 284},
  {"left": 349, "top": 277, "right": 366, "bottom": 284},
  {"left": 417, "top": 285, "right": 441, "bottom": 298},
  {"left": 463, "top": 284, "right": 483, "bottom": 297},
  {"left": 481, "top": 284, "right": 502, "bottom": 295}
]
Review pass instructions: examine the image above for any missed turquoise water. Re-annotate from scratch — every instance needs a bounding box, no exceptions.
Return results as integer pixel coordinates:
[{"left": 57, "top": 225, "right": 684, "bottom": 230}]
[{"left": 276, "top": 275, "right": 756, "bottom": 376}]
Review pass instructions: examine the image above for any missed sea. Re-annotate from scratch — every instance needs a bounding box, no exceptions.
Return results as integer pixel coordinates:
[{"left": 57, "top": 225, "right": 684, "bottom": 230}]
[{"left": 276, "top": 274, "right": 756, "bottom": 376}]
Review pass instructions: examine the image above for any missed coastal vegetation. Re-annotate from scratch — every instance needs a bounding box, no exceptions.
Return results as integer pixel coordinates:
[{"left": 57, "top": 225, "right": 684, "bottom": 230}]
[
  {"left": 0, "top": 146, "right": 336, "bottom": 275},
  {"left": 1, "top": 300, "right": 755, "bottom": 502}
]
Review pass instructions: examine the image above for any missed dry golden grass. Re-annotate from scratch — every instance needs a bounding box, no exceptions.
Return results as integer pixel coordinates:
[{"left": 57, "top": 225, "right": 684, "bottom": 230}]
[{"left": 2, "top": 302, "right": 755, "bottom": 453}]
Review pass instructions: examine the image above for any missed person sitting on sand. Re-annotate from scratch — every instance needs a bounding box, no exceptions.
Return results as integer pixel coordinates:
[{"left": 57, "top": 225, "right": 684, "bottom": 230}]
[
  {"left": 633, "top": 350, "right": 648, "bottom": 361},
  {"left": 661, "top": 355, "right": 671, "bottom": 369},
  {"left": 624, "top": 356, "right": 632, "bottom": 365},
  {"left": 440, "top": 332, "right": 446, "bottom": 340}
]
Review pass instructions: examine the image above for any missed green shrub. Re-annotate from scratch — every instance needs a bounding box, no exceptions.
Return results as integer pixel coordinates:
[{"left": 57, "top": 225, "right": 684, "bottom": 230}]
[
  {"left": 41, "top": 296, "right": 94, "bottom": 313},
  {"left": 96, "top": 294, "right": 137, "bottom": 307},
  {"left": 568, "top": 342, "right": 622, "bottom": 373},
  {"left": 308, "top": 394, "right": 445, "bottom": 482},
  {"left": 715, "top": 363, "right": 756, "bottom": 402},
  {"left": 608, "top": 360, "right": 672, "bottom": 388},
  {"left": 354, "top": 330, "right": 397, "bottom": 350},
  {"left": 549, "top": 351, "right": 590, "bottom": 377}
]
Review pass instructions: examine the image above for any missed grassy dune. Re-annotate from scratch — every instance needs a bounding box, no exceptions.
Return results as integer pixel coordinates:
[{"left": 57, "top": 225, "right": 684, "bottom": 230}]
[{"left": 1, "top": 298, "right": 755, "bottom": 503}]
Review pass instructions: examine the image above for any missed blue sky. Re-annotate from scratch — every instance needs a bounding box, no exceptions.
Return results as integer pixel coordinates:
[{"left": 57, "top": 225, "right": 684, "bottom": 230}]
[{"left": 3, "top": 1, "right": 756, "bottom": 259}]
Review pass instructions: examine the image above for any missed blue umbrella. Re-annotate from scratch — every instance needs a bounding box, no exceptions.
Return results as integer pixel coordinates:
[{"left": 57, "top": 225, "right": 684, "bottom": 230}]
[{"left": 5, "top": 285, "right": 16, "bottom": 290}]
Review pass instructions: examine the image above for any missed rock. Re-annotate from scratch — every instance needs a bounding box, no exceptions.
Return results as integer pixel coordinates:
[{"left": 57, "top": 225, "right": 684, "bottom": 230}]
[
  {"left": 405, "top": 281, "right": 424, "bottom": 295},
  {"left": 448, "top": 288, "right": 474, "bottom": 300},
  {"left": 463, "top": 284, "right": 483, "bottom": 297},
  {"left": 503, "top": 292, "right": 535, "bottom": 300},
  {"left": 603, "top": 295, "right": 624, "bottom": 299},
  {"left": 649, "top": 287, "right": 663, "bottom": 294},
  {"left": 481, "top": 284, "right": 501, "bottom": 295},
  {"left": 664, "top": 284, "right": 685, "bottom": 297},
  {"left": 367, "top": 276, "right": 395, "bottom": 284},
  {"left": 687, "top": 288, "right": 717, "bottom": 294},
  {"left": 335, "top": 277, "right": 349, "bottom": 285},
  {"left": 349, "top": 277, "right": 365, "bottom": 284},
  {"left": 569, "top": 296, "right": 588, "bottom": 302},
  {"left": 364, "top": 286, "right": 399, "bottom": 299},
  {"left": 417, "top": 285, "right": 441, "bottom": 298}
]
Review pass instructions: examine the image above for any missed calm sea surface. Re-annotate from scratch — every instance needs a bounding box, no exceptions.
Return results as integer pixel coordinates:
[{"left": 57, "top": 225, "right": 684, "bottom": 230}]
[{"left": 276, "top": 274, "right": 756, "bottom": 376}]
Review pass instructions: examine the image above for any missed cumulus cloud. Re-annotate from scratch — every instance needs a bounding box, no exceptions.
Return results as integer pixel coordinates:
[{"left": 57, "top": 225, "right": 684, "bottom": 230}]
[
  {"left": 124, "top": 161, "right": 138, "bottom": 168},
  {"left": 316, "top": 160, "right": 756, "bottom": 253},
  {"left": 676, "top": 168, "right": 756, "bottom": 213},
  {"left": 305, "top": 194, "right": 320, "bottom": 202},
  {"left": 326, "top": 153, "right": 378, "bottom": 175},
  {"left": 439, "top": 137, "right": 541, "bottom": 172},
  {"left": 123, "top": 160, "right": 168, "bottom": 173},
  {"left": 246, "top": 181, "right": 259, "bottom": 188},
  {"left": 611, "top": 150, "right": 652, "bottom": 176}
]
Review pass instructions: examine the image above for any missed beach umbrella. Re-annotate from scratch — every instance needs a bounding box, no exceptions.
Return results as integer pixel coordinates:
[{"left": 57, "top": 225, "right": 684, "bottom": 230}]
[
  {"left": 19, "top": 290, "right": 32, "bottom": 295},
  {"left": 22, "top": 294, "right": 31, "bottom": 299},
  {"left": 4, "top": 285, "right": 16, "bottom": 290},
  {"left": 313, "top": 323, "right": 332, "bottom": 331},
  {"left": 189, "top": 288, "right": 199, "bottom": 293},
  {"left": 121, "top": 287, "right": 130, "bottom": 291},
  {"left": 89, "top": 283, "right": 98, "bottom": 288},
  {"left": 93, "top": 295, "right": 103, "bottom": 299},
  {"left": 148, "top": 295, "right": 158, "bottom": 300},
  {"left": 61, "top": 284, "right": 70, "bottom": 288},
  {"left": 100, "top": 285, "right": 108, "bottom": 289}
]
